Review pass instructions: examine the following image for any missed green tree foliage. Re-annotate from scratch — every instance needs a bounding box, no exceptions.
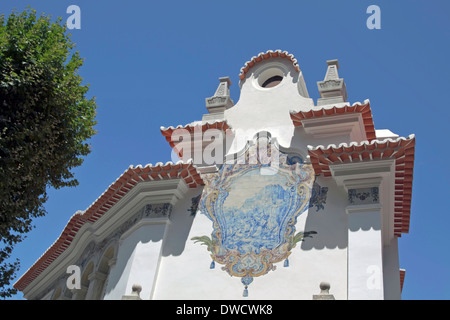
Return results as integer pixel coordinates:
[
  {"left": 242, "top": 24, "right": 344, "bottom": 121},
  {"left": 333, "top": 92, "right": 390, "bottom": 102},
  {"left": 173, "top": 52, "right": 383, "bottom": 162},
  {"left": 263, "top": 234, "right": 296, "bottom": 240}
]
[{"left": 0, "top": 8, "right": 97, "bottom": 298}]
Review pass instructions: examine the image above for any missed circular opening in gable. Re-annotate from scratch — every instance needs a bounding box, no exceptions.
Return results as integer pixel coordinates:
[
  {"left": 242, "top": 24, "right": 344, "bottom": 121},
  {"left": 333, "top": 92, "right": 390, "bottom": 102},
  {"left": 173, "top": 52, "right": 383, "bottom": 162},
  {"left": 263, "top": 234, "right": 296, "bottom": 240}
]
[
  {"left": 257, "top": 67, "right": 285, "bottom": 89},
  {"left": 261, "top": 75, "right": 283, "bottom": 88}
]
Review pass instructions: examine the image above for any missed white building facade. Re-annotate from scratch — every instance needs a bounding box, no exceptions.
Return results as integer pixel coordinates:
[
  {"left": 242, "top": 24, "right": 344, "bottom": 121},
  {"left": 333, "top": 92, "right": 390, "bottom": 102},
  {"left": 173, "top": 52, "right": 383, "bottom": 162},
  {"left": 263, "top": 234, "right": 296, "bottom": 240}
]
[{"left": 14, "top": 50, "right": 415, "bottom": 300}]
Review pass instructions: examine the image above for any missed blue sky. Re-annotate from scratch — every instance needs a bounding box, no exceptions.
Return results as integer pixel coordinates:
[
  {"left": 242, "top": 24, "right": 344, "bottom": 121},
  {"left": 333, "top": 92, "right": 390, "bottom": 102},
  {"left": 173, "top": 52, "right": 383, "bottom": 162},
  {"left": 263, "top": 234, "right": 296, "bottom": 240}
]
[{"left": 1, "top": 0, "right": 449, "bottom": 300}]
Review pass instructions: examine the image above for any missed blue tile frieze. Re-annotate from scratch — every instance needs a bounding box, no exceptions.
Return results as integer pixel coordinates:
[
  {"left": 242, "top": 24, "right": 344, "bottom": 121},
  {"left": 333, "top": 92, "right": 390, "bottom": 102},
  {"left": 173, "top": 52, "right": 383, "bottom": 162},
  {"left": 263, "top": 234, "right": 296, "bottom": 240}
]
[{"left": 191, "top": 140, "right": 317, "bottom": 296}]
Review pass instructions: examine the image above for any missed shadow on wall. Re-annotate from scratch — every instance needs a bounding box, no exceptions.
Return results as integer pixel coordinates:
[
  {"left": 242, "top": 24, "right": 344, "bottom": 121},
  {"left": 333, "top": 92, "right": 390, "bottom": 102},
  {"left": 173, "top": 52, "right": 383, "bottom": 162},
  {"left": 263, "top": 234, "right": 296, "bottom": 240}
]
[
  {"left": 102, "top": 220, "right": 166, "bottom": 299},
  {"left": 301, "top": 176, "right": 348, "bottom": 250},
  {"left": 347, "top": 208, "right": 382, "bottom": 232},
  {"left": 161, "top": 187, "right": 201, "bottom": 257},
  {"left": 102, "top": 188, "right": 201, "bottom": 299}
]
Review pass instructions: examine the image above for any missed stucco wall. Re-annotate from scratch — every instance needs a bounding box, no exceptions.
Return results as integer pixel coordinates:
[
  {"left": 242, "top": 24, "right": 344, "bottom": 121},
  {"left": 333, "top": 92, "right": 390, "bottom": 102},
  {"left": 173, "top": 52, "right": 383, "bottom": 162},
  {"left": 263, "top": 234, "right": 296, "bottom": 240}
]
[
  {"left": 24, "top": 53, "right": 404, "bottom": 300},
  {"left": 153, "top": 176, "right": 349, "bottom": 300}
]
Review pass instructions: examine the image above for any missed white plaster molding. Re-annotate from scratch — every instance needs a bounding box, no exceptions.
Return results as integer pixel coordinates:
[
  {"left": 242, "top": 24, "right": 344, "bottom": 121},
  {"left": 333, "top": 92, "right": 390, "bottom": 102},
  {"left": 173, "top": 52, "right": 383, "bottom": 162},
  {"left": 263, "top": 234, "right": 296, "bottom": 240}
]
[
  {"left": 330, "top": 160, "right": 394, "bottom": 190},
  {"left": 346, "top": 203, "right": 383, "bottom": 214},
  {"left": 329, "top": 159, "right": 395, "bottom": 246},
  {"left": 196, "top": 165, "right": 219, "bottom": 174},
  {"left": 93, "top": 179, "right": 187, "bottom": 238},
  {"left": 22, "top": 178, "right": 190, "bottom": 299},
  {"left": 250, "top": 61, "right": 289, "bottom": 91},
  {"left": 301, "top": 113, "right": 366, "bottom": 142},
  {"left": 119, "top": 216, "right": 171, "bottom": 243},
  {"left": 343, "top": 177, "right": 382, "bottom": 191}
]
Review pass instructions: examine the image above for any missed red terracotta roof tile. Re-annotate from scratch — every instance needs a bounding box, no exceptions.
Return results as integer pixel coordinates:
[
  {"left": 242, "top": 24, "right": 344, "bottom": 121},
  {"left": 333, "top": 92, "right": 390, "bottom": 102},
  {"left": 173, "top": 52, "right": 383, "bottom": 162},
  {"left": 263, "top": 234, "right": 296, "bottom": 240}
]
[
  {"left": 238, "top": 50, "right": 300, "bottom": 80},
  {"left": 14, "top": 161, "right": 204, "bottom": 292},
  {"left": 161, "top": 120, "right": 232, "bottom": 158},
  {"left": 290, "top": 100, "right": 376, "bottom": 141},
  {"left": 400, "top": 269, "right": 406, "bottom": 292},
  {"left": 307, "top": 135, "right": 415, "bottom": 237}
]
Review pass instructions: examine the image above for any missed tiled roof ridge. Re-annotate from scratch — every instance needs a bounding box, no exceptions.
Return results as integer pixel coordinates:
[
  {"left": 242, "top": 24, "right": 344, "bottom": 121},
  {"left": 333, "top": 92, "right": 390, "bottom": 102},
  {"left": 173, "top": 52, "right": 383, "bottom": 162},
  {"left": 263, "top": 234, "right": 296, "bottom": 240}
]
[
  {"left": 160, "top": 119, "right": 231, "bottom": 133},
  {"left": 290, "top": 99, "right": 376, "bottom": 141},
  {"left": 238, "top": 49, "right": 300, "bottom": 80},
  {"left": 307, "top": 133, "right": 415, "bottom": 152},
  {"left": 307, "top": 134, "right": 415, "bottom": 237},
  {"left": 160, "top": 120, "right": 232, "bottom": 153},
  {"left": 289, "top": 99, "right": 371, "bottom": 116}
]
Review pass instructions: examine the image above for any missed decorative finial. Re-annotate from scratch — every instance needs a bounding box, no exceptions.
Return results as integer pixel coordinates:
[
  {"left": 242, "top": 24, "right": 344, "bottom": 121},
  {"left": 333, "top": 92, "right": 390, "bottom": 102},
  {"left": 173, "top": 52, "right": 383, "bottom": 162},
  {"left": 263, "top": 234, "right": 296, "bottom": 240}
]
[
  {"left": 313, "top": 281, "right": 335, "bottom": 300},
  {"left": 204, "top": 77, "right": 234, "bottom": 118},
  {"left": 131, "top": 284, "right": 142, "bottom": 296},
  {"left": 319, "top": 281, "right": 331, "bottom": 295},
  {"left": 121, "top": 283, "right": 143, "bottom": 300},
  {"left": 215, "top": 77, "right": 232, "bottom": 96},
  {"left": 326, "top": 59, "right": 340, "bottom": 69},
  {"left": 317, "top": 59, "right": 348, "bottom": 106}
]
